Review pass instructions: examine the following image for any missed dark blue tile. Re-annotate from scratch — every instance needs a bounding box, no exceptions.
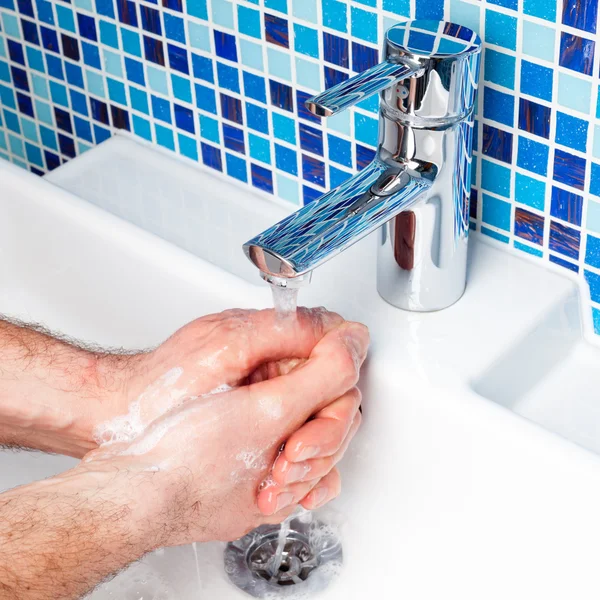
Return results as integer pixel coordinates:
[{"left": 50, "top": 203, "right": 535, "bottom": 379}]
[
  {"left": 220, "top": 93, "right": 243, "bottom": 124},
  {"left": 299, "top": 122, "right": 323, "bottom": 155},
  {"left": 143, "top": 35, "right": 165, "bottom": 66},
  {"left": 74, "top": 115, "right": 93, "bottom": 142},
  {"left": 117, "top": 0, "right": 138, "bottom": 26},
  {"left": 167, "top": 43, "right": 189, "bottom": 74},
  {"left": 243, "top": 71, "right": 266, "bottom": 103},
  {"left": 93, "top": 124, "right": 111, "bottom": 144},
  {"left": 16, "top": 92, "right": 34, "bottom": 117},
  {"left": 163, "top": 0, "right": 182, "bottom": 11},
  {"left": 192, "top": 54, "right": 213, "bottom": 82},
  {"left": 246, "top": 102, "right": 268, "bottom": 133},
  {"left": 265, "top": 13, "right": 289, "bottom": 48},
  {"left": 54, "top": 106, "right": 72, "bottom": 133},
  {"left": 352, "top": 41, "right": 378, "bottom": 72},
  {"left": 518, "top": 98, "right": 551, "bottom": 138},
  {"left": 61, "top": 34, "right": 80, "bottom": 61},
  {"left": 174, "top": 103, "right": 194, "bottom": 133},
  {"left": 7, "top": 41, "right": 26, "bottom": 66},
  {"left": 10, "top": 66, "right": 29, "bottom": 91},
  {"left": 553, "top": 149, "right": 586, "bottom": 190},
  {"left": 555, "top": 112, "right": 588, "bottom": 152},
  {"left": 323, "top": 31, "right": 349, "bottom": 68},
  {"left": 44, "top": 150, "right": 61, "bottom": 170},
  {"left": 562, "top": 0, "right": 598, "bottom": 34},
  {"left": 125, "top": 57, "right": 144, "bottom": 85},
  {"left": 520, "top": 60, "right": 553, "bottom": 101},
  {"left": 550, "top": 186, "right": 583, "bottom": 225},
  {"left": 110, "top": 104, "right": 130, "bottom": 130},
  {"left": 549, "top": 220, "right": 581, "bottom": 259},
  {"left": 470, "top": 188, "right": 478, "bottom": 219},
  {"left": 550, "top": 254, "right": 579, "bottom": 273},
  {"left": 30, "top": 166, "right": 44, "bottom": 176},
  {"left": 269, "top": 79, "right": 293, "bottom": 111},
  {"left": 214, "top": 30, "right": 238, "bottom": 62},
  {"left": 303, "top": 185, "right": 321, "bottom": 204},
  {"left": 65, "top": 63, "right": 84, "bottom": 88},
  {"left": 17, "top": 0, "right": 34, "bottom": 18},
  {"left": 517, "top": 137, "right": 549, "bottom": 176},
  {"left": 90, "top": 97, "right": 109, "bottom": 124},
  {"left": 141, "top": 6, "right": 162, "bottom": 34},
  {"left": 515, "top": 207, "right": 544, "bottom": 245},
  {"left": 251, "top": 163, "right": 273, "bottom": 193},
  {"left": 296, "top": 89, "right": 320, "bottom": 123},
  {"left": 585, "top": 234, "right": 600, "bottom": 268},
  {"left": 58, "top": 133, "right": 75, "bottom": 158},
  {"left": 40, "top": 26, "right": 60, "bottom": 53},
  {"left": 482, "top": 124, "right": 513, "bottom": 164},
  {"left": 275, "top": 143, "right": 297, "bottom": 175},
  {"left": 223, "top": 123, "right": 245, "bottom": 153},
  {"left": 201, "top": 142, "right": 223, "bottom": 171},
  {"left": 82, "top": 42, "right": 101, "bottom": 69},
  {"left": 77, "top": 13, "right": 97, "bottom": 41},
  {"left": 559, "top": 32, "right": 594, "bottom": 75},
  {"left": 356, "top": 144, "right": 375, "bottom": 170},
  {"left": 302, "top": 154, "right": 325, "bottom": 187},
  {"left": 324, "top": 66, "right": 348, "bottom": 89},
  {"left": 21, "top": 19, "right": 40, "bottom": 45},
  {"left": 151, "top": 95, "right": 171, "bottom": 123}
]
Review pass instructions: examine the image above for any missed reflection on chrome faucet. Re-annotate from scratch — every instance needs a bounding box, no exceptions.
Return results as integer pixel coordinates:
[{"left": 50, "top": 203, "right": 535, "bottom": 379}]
[{"left": 244, "top": 20, "right": 482, "bottom": 312}]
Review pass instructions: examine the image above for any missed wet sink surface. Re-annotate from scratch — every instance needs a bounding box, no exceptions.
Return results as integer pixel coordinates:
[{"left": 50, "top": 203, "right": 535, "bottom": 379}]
[{"left": 3, "top": 147, "right": 600, "bottom": 599}]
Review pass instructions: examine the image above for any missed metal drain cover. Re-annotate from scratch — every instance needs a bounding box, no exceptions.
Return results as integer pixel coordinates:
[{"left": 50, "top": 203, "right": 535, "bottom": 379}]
[{"left": 224, "top": 513, "right": 343, "bottom": 598}]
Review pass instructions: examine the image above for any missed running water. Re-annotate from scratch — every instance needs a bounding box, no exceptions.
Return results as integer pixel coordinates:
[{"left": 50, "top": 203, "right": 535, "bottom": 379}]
[
  {"left": 268, "top": 515, "right": 291, "bottom": 577},
  {"left": 270, "top": 285, "right": 299, "bottom": 316},
  {"left": 191, "top": 543, "right": 203, "bottom": 593}
]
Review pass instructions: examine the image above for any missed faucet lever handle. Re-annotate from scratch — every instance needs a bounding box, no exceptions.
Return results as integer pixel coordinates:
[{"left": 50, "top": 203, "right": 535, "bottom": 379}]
[{"left": 306, "top": 59, "right": 423, "bottom": 118}]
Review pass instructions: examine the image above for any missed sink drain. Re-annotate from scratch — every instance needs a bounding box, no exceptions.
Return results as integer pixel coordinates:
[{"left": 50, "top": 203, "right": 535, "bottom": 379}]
[{"left": 224, "top": 513, "right": 343, "bottom": 598}]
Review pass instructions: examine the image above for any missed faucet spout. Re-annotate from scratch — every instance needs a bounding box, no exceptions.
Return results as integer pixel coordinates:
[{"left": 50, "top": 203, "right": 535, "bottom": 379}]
[{"left": 243, "top": 160, "right": 434, "bottom": 284}]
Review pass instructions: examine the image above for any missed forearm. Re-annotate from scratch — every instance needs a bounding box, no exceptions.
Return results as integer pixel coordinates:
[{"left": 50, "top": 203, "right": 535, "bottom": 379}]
[
  {"left": 0, "top": 463, "right": 162, "bottom": 600},
  {"left": 0, "top": 318, "right": 134, "bottom": 456}
]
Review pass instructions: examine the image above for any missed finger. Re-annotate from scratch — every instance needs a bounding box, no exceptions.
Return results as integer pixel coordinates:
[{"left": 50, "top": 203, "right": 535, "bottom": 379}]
[
  {"left": 300, "top": 468, "right": 342, "bottom": 510},
  {"left": 273, "top": 410, "right": 361, "bottom": 485},
  {"left": 284, "top": 387, "right": 361, "bottom": 462},
  {"left": 248, "top": 323, "right": 369, "bottom": 426},
  {"left": 247, "top": 358, "right": 305, "bottom": 384},
  {"left": 257, "top": 477, "right": 322, "bottom": 516}
]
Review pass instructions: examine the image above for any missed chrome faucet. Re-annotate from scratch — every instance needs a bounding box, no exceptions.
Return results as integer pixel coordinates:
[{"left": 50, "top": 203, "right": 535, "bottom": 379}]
[{"left": 243, "top": 20, "right": 481, "bottom": 311}]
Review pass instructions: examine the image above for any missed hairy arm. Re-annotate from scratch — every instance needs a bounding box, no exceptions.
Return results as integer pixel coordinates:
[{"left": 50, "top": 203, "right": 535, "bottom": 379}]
[
  {"left": 0, "top": 463, "right": 162, "bottom": 600},
  {"left": 0, "top": 318, "right": 135, "bottom": 457}
]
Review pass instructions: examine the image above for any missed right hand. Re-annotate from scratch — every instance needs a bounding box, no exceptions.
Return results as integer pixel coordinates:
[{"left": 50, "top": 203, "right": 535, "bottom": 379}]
[{"left": 80, "top": 309, "right": 369, "bottom": 547}]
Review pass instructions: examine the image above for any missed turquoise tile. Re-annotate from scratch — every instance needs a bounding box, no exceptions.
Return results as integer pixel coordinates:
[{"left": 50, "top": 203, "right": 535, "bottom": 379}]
[
  {"left": 249, "top": 133, "right": 271, "bottom": 162},
  {"left": 267, "top": 47, "right": 291, "bottom": 80},
  {"left": 485, "top": 9, "right": 517, "bottom": 50},
  {"left": 155, "top": 124, "right": 175, "bottom": 150},
  {"left": 199, "top": 113, "right": 220, "bottom": 143},
  {"left": 515, "top": 240, "right": 543, "bottom": 257},
  {"left": 521, "top": 20, "right": 555, "bottom": 62},
  {"left": 523, "top": 0, "right": 556, "bottom": 21},
  {"left": 26, "top": 47, "right": 46, "bottom": 73},
  {"left": 9, "top": 135, "right": 24, "bottom": 158},
  {"left": 322, "top": 0, "right": 347, "bottom": 32},
  {"left": 238, "top": 5, "right": 261, "bottom": 38},
  {"left": 354, "top": 113, "right": 378, "bottom": 145},
  {"left": 34, "top": 99, "right": 54, "bottom": 125},
  {"left": 482, "top": 193, "right": 511, "bottom": 230},
  {"left": 121, "top": 27, "right": 142, "bottom": 57},
  {"left": 55, "top": 5, "right": 76, "bottom": 33},
  {"left": 100, "top": 21, "right": 120, "bottom": 49},
  {"left": 272, "top": 112, "right": 296, "bottom": 143},
  {"left": 383, "top": 0, "right": 410, "bottom": 16},
  {"left": 593, "top": 307, "right": 600, "bottom": 336},
  {"left": 188, "top": 22, "right": 211, "bottom": 52},
  {"left": 265, "top": 0, "right": 287, "bottom": 13},
  {"left": 295, "top": 57, "right": 321, "bottom": 90},
  {"left": 481, "top": 159, "right": 511, "bottom": 197},
  {"left": 49, "top": 81, "right": 69, "bottom": 106},
  {"left": 103, "top": 49, "right": 123, "bottom": 78},
  {"left": 515, "top": 173, "right": 546, "bottom": 211},
  {"left": 484, "top": 49, "right": 515, "bottom": 89},
  {"left": 557, "top": 73, "right": 592, "bottom": 114},
  {"left": 211, "top": 0, "right": 234, "bottom": 29},
  {"left": 351, "top": 7, "right": 377, "bottom": 43},
  {"left": 0, "top": 38, "right": 5, "bottom": 59},
  {"left": 276, "top": 173, "right": 300, "bottom": 204},
  {"left": 178, "top": 133, "right": 199, "bottom": 160},
  {"left": 481, "top": 226, "right": 509, "bottom": 244},
  {"left": 239, "top": 39, "right": 263, "bottom": 71},
  {"left": 86, "top": 70, "right": 106, "bottom": 97},
  {"left": 147, "top": 66, "right": 169, "bottom": 95},
  {"left": 21, "top": 118, "right": 38, "bottom": 142},
  {"left": 587, "top": 200, "right": 600, "bottom": 234},
  {"left": 107, "top": 77, "right": 127, "bottom": 104},
  {"left": 294, "top": 24, "right": 319, "bottom": 58},
  {"left": 292, "top": 0, "right": 317, "bottom": 23},
  {"left": 0, "top": 131, "right": 6, "bottom": 151},
  {"left": 171, "top": 74, "right": 192, "bottom": 103}
]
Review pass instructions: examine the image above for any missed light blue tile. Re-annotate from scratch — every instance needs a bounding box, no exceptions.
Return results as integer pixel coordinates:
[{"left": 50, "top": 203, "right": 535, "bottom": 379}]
[
  {"left": 2, "top": 14, "right": 21, "bottom": 39},
  {"left": 593, "top": 126, "right": 600, "bottom": 160},
  {"left": 211, "top": 0, "right": 234, "bottom": 29},
  {"left": 295, "top": 57, "right": 321, "bottom": 90},
  {"left": 34, "top": 99, "right": 54, "bottom": 125},
  {"left": 32, "top": 74, "right": 49, "bottom": 98},
  {"left": 449, "top": 0, "right": 481, "bottom": 35},
  {"left": 103, "top": 49, "right": 123, "bottom": 78},
  {"left": 239, "top": 39, "right": 263, "bottom": 71},
  {"left": 9, "top": 135, "right": 24, "bottom": 158},
  {"left": 147, "top": 66, "right": 169, "bottom": 95},
  {"left": 327, "top": 111, "right": 351, "bottom": 136},
  {"left": 292, "top": 0, "right": 317, "bottom": 23},
  {"left": 78, "top": 141, "right": 92, "bottom": 154},
  {"left": 521, "top": 20, "right": 555, "bottom": 62},
  {"left": 188, "top": 22, "right": 211, "bottom": 52},
  {"left": 0, "top": 38, "right": 5, "bottom": 59},
  {"left": 86, "top": 70, "right": 106, "bottom": 97},
  {"left": 558, "top": 73, "right": 592, "bottom": 114},
  {"left": 21, "top": 118, "right": 38, "bottom": 142},
  {"left": 588, "top": 200, "right": 600, "bottom": 234},
  {"left": 276, "top": 173, "right": 300, "bottom": 204},
  {"left": 74, "top": 0, "right": 93, "bottom": 12},
  {"left": 267, "top": 47, "right": 291, "bottom": 81}
]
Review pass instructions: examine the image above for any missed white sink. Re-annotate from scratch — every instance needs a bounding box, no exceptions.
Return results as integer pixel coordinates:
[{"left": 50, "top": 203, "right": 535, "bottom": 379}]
[{"left": 3, "top": 140, "right": 600, "bottom": 600}]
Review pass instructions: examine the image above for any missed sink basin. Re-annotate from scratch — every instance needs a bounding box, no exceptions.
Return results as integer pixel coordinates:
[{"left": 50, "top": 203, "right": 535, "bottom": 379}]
[{"left": 3, "top": 141, "right": 600, "bottom": 599}]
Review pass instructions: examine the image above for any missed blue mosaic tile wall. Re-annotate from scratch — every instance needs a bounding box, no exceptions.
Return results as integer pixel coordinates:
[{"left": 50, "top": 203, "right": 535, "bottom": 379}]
[{"left": 1, "top": 0, "right": 600, "bottom": 335}]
